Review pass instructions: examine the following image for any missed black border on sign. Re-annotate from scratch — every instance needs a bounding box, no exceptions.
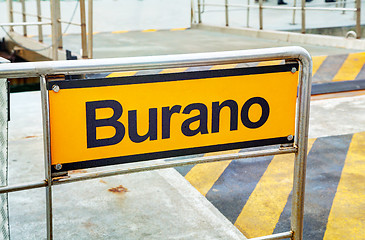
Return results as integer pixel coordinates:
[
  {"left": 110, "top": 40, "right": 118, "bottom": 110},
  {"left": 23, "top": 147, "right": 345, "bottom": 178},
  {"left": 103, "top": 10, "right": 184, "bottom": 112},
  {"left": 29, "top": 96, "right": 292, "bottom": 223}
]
[
  {"left": 52, "top": 137, "right": 293, "bottom": 172},
  {"left": 47, "top": 63, "right": 299, "bottom": 89},
  {"left": 49, "top": 63, "right": 299, "bottom": 173}
]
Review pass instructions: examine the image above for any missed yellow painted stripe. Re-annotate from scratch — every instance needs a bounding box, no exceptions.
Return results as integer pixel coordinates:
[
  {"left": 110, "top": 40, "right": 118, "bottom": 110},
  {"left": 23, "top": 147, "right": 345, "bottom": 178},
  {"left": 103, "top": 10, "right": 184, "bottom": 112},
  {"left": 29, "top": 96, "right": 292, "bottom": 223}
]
[
  {"left": 106, "top": 71, "right": 137, "bottom": 78},
  {"left": 185, "top": 149, "right": 240, "bottom": 196},
  {"left": 234, "top": 139, "right": 315, "bottom": 238},
  {"left": 159, "top": 67, "right": 189, "bottom": 74},
  {"left": 210, "top": 64, "right": 238, "bottom": 70},
  {"left": 171, "top": 28, "right": 187, "bottom": 31},
  {"left": 142, "top": 29, "right": 157, "bottom": 33},
  {"left": 256, "top": 60, "right": 283, "bottom": 67},
  {"left": 312, "top": 55, "right": 327, "bottom": 75},
  {"left": 324, "top": 132, "right": 365, "bottom": 240},
  {"left": 112, "top": 30, "right": 129, "bottom": 34},
  {"left": 332, "top": 52, "right": 365, "bottom": 81}
]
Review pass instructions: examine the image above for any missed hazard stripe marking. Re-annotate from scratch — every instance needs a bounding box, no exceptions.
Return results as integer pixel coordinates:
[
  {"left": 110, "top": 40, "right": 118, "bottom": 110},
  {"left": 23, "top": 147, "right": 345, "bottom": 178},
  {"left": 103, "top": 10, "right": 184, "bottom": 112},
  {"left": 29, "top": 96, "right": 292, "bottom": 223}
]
[
  {"left": 234, "top": 139, "right": 315, "bottom": 238},
  {"left": 324, "top": 132, "right": 365, "bottom": 239},
  {"left": 313, "top": 54, "right": 348, "bottom": 83},
  {"left": 312, "top": 55, "right": 327, "bottom": 75},
  {"left": 184, "top": 150, "right": 239, "bottom": 197},
  {"left": 274, "top": 134, "right": 352, "bottom": 238},
  {"left": 205, "top": 154, "right": 274, "bottom": 224},
  {"left": 332, "top": 52, "right": 365, "bottom": 82}
]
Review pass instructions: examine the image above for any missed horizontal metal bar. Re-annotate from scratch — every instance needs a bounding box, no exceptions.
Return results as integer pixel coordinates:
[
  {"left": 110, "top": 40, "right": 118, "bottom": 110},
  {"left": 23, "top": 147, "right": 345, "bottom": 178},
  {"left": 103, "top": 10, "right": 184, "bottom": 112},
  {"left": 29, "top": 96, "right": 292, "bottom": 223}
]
[
  {"left": 12, "top": 10, "right": 50, "bottom": 19},
  {"left": 0, "top": 147, "right": 296, "bottom": 194},
  {"left": 0, "top": 22, "right": 51, "bottom": 27},
  {"left": 200, "top": 3, "right": 355, "bottom": 11},
  {"left": 53, "top": 147, "right": 297, "bottom": 185},
  {"left": 0, "top": 46, "right": 310, "bottom": 78},
  {"left": 261, "top": 6, "right": 355, "bottom": 11},
  {"left": 304, "top": 6, "right": 356, "bottom": 11},
  {"left": 58, "top": 20, "right": 81, "bottom": 26},
  {"left": 10, "top": 11, "right": 80, "bottom": 25},
  {"left": 0, "top": 181, "right": 47, "bottom": 194},
  {"left": 249, "top": 231, "right": 293, "bottom": 240}
]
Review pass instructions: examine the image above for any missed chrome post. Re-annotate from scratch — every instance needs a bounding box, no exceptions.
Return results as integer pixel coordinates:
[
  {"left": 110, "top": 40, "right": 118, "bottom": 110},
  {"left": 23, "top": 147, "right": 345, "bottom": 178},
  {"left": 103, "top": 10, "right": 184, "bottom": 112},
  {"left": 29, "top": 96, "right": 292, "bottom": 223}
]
[
  {"left": 36, "top": 0, "right": 43, "bottom": 43},
  {"left": 246, "top": 0, "right": 250, "bottom": 27},
  {"left": 356, "top": 0, "right": 361, "bottom": 39},
  {"left": 80, "top": 0, "right": 88, "bottom": 59},
  {"left": 40, "top": 75, "right": 53, "bottom": 240},
  {"left": 88, "top": 0, "right": 93, "bottom": 59},
  {"left": 290, "top": 49, "right": 312, "bottom": 240},
  {"left": 55, "top": 0, "right": 63, "bottom": 49},
  {"left": 198, "top": 0, "right": 202, "bottom": 23},
  {"left": 259, "top": 0, "right": 263, "bottom": 30},
  {"left": 50, "top": 0, "right": 59, "bottom": 60},
  {"left": 225, "top": 0, "right": 229, "bottom": 26},
  {"left": 21, "top": 0, "right": 27, "bottom": 36},
  {"left": 292, "top": 0, "right": 297, "bottom": 25},
  {"left": 6, "top": 0, "right": 14, "bottom": 32},
  {"left": 301, "top": 0, "right": 305, "bottom": 34}
]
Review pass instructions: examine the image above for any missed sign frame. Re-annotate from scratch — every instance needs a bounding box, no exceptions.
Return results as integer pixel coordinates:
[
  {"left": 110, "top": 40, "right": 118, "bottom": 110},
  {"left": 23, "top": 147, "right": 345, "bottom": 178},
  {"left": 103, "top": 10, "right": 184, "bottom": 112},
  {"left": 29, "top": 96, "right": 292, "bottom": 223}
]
[{"left": 0, "top": 46, "right": 312, "bottom": 240}]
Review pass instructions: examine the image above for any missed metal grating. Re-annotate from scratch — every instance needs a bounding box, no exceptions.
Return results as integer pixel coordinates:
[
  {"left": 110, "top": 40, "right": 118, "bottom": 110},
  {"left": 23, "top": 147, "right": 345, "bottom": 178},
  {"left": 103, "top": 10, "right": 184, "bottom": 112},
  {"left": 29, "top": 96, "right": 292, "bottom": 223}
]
[{"left": 0, "top": 79, "right": 9, "bottom": 240}]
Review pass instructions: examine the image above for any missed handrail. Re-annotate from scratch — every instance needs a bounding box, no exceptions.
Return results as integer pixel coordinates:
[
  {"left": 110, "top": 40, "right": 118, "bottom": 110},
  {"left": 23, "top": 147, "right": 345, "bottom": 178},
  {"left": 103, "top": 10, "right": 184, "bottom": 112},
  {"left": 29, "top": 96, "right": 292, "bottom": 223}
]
[
  {"left": 196, "top": 0, "right": 362, "bottom": 39},
  {"left": 5, "top": 0, "right": 92, "bottom": 60}
]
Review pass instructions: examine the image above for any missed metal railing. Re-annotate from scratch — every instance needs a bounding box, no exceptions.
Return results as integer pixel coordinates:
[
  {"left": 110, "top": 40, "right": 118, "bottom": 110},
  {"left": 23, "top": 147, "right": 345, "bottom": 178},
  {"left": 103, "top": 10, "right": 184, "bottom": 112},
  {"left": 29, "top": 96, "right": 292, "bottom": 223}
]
[
  {"left": 1, "top": 0, "right": 94, "bottom": 60},
  {"left": 196, "top": 0, "right": 362, "bottom": 39},
  {"left": 0, "top": 46, "right": 312, "bottom": 240}
]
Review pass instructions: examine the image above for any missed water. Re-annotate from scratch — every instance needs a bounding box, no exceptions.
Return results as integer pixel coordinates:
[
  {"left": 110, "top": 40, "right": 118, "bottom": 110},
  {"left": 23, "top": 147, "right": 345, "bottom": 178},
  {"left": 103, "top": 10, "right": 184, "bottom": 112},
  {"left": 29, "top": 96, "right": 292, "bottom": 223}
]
[{"left": 0, "top": 0, "right": 191, "bottom": 38}]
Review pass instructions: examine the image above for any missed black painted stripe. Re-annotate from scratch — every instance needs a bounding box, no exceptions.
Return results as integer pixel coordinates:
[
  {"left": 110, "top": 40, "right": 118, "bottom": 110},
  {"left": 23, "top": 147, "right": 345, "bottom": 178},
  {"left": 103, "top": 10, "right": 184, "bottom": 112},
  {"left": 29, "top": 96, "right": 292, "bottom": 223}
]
[
  {"left": 313, "top": 54, "right": 348, "bottom": 83},
  {"left": 47, "top": 63, "right": 298, "bottom": 90},
  {"left": 273, "top": 134, "right": 352, "bottom": 239},
  {"left": 52, "top": 136, "right": 293, "bottom": 173},
  {"left": 206, "top": 154, "right": 274, "bottom": 223}
]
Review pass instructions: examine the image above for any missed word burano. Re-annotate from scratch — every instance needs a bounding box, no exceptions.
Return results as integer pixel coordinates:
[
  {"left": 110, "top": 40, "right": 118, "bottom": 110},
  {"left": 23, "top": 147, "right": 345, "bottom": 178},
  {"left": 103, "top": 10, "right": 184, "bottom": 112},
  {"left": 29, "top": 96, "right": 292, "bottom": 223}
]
[{"left": 86, "top": 97, "right": 270, "bottom": 148}]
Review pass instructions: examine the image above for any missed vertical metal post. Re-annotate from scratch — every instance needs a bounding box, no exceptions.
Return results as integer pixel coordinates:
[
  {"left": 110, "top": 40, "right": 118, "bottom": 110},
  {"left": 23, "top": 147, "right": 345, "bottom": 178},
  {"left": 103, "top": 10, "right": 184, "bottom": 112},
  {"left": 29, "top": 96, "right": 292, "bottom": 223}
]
[
  {"left": 225, "top": 0, "right": 229, "bottom": 27},
  {"left": 87, "top": 0, "right": 93, "bottom": 59},
  {"left": 55, "top": 0, "right": 63, "bottom": 49},
  {"left": 246, "top": 0, "right": 250, "bottom": 27},
  {"left": 40, "top": 75, "right": 53, "bottom": 240},
  {"left": 36, "top": 0, "right": 43, "bottom": 43},
  {"left": 6, "top": 0, "right": 14, "bottom": 32},
  {"left": 0, "top": 58, "right": 10, "bottom": 240},
  {"left": 50, "top": 0, "right": 59, "bottom": 60},
  {"left": 21, "top": 0, "right": 27, "bottom": 36},
  {"left": 80, "top": 0, "right": 88, "bottom": 59},
  {"left": 291, "top": 55, "right": 312, "bottom": 240},
  {"left": 301, "top": 0, "right": 305, "bottom": 34},
  {"left": 356, "top": 0, "right": 361, "bottom": 39},
  {"left": 197, "top": 0, "right": 202, "bottom": 24},
  {"left": 259, "top": 0, "right": 263, "bottom": 30},
  {"left": 292, "top": 0, "right": 297, "bottom": 25}
]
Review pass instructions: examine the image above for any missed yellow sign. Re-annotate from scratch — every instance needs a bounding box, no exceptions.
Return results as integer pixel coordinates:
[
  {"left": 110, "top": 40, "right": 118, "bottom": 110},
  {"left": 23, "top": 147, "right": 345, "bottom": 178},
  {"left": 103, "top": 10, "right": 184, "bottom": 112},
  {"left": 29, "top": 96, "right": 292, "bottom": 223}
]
[{"left": 48, "top": 64, "right": 299, "bottom": 172}]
